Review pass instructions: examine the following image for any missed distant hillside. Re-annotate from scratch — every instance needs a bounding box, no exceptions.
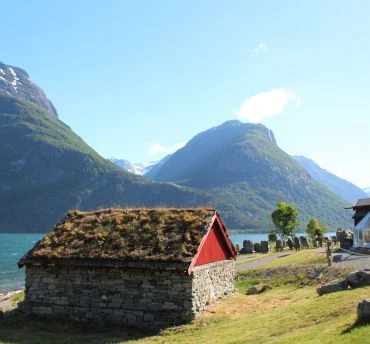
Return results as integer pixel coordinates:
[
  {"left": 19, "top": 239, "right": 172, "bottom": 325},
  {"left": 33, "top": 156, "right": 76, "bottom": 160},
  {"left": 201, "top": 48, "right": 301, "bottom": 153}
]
[
  {"left": 364, "top": 188, "right": 370, "bottom": 197},
  {"left": 0, "top": 62, "right": 353, "bottom": 232},
  {"left": 148, "top": 120, "right": 352, "bottom": 229},
  {"left": 0, "top": 65, "right": 209, "bottom": 232},
  {"left": 294, "top": 156, "right": 367, "bottom": 203},
  {"left": 144, "top": 154, "right": 172, "bottom": 178}
]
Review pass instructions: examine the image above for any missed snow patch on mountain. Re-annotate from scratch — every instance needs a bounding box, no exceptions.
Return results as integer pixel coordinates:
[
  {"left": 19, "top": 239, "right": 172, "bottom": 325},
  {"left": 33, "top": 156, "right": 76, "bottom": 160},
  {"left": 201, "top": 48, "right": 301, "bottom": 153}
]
[{"left": 109, "top": 158, "right": 158, "bottom": 175}]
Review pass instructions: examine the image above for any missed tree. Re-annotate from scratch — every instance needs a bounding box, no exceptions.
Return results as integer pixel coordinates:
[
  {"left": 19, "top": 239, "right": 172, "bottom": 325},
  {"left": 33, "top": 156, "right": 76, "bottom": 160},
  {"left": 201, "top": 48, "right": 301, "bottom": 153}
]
[
  {"left": 271, "top": 201, "right": 300, "bottom": 239},
  {"left": 305, "top": 217, "right": 328, "bottom": 239},
  {"left": 268, "top": 230, "right": 277, "bottom": 242}
]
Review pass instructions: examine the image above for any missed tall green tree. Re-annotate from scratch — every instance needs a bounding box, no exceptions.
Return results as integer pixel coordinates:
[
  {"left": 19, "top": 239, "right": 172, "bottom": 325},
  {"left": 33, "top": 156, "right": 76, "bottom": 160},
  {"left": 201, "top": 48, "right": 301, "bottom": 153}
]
[
  {"left": 271, "top": 201, "right": 300, "bottom": 239},
  {"left": 305, "top": 217, "right": 328, "bottom": 239}
]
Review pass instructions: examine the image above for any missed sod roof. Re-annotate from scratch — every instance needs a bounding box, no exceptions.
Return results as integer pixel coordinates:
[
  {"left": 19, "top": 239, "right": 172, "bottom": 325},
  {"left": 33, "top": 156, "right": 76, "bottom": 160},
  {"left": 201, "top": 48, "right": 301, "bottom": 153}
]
[{"left": 23, "top": 208, "right": 218, "bottom": 263}]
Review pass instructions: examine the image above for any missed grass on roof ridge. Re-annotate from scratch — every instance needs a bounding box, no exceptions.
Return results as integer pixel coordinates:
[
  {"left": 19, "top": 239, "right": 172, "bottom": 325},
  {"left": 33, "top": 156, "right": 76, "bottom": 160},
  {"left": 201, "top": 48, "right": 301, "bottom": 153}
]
[
  {"left": 66, "top": 207, "right": 216, "bottom": 215},
  {"left": 27, "top": 208, "right": 218, "bottom": 262}
]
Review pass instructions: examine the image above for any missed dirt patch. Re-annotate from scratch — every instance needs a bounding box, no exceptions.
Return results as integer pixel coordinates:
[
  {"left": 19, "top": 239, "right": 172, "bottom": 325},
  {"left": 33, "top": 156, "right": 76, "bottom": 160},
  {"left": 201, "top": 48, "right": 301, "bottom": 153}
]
[
  {"left": 195, "top": 292, "right": 291, "bottom": 323},
  {"left": 0, "top": 290, "right": 23, "bottom": 312}
]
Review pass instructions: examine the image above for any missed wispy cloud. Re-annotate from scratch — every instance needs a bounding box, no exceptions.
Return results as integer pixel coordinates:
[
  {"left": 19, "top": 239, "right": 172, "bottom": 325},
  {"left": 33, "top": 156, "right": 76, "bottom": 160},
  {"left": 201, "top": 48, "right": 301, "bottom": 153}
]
[
  {"left": 149, "top": 141, "right": 186, "bottom": 155},
  {"left": 251, "top": 43, "right": 268, "bottom": 54},
  {"left": 236, "top": 88, "right": 301, "bottom": 123}
]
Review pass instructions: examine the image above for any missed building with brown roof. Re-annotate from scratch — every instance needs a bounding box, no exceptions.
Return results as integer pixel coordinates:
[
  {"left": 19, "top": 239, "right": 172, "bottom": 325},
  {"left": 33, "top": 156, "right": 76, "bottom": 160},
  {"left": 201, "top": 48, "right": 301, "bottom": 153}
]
[
  {"left": 18, "top": 208, "right": 236, "bottom": 328},
  {"left": 349, "top": 198, "right": 370, "bottom": 248},
  {"left": 350, "top": 198, "right": 370, "bottom": 226}
]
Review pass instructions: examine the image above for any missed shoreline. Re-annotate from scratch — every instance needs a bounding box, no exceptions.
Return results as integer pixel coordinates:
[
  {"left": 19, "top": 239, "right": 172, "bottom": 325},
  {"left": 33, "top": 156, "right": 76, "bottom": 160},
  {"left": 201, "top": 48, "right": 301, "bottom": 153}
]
[{"left": 0, "top": 289, "right": 24, "bottom": 312}]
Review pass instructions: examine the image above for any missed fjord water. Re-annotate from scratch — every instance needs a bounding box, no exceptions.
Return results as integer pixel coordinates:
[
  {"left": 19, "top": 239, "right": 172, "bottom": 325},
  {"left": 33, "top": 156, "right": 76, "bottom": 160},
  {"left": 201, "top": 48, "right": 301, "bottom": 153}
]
[
  {"left": 1, "top": 233, "right": 266, "bottom": 292},
  {"left": 0, "top": 233, "right": 43, "bottom": 292},
  {"left": 0, "top": 232, "right": 335, "bottom": 292}
]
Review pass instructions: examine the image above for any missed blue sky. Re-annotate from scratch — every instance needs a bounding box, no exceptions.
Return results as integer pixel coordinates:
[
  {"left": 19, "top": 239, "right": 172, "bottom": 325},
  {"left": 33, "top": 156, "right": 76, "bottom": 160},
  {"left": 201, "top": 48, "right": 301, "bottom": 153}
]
[{"left": 2, "top": 1, "right": 370, "bottom": 188}]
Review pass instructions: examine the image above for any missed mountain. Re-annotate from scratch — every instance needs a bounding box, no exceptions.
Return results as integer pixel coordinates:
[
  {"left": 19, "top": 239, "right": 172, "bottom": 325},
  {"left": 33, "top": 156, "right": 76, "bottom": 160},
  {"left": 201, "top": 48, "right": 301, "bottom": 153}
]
[
  {"left": 144, "top": 154, "right": 172, "bottom": 178},
  {"left": 0, "top": 63, "right": 208, "bottom": 233},
  {"left": 294, "top": 156, "right": 367, "bottom": 203},
  {"left": 147, "top": 120, "right": 352, "bottom": 229},
  {"left": 0, "top": 62, "right": 353, "bottom": 232},
  {"left": 363, "top": 188, "right": 370, "bottom": 197},
  {"left": 109, "top": 159, "right": 158, "bottom": 175},
  {"left": 0, "top": 62, "right": 58, "bottom": 116}
]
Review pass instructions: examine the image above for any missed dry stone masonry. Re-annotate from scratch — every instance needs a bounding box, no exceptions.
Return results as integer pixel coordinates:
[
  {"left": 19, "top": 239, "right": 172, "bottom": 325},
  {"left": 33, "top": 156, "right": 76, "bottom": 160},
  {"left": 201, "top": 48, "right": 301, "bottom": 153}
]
[
  {"left": 18, "top": 208, "right": 237, "bottom": 329},
  {"left": 22, "top": 260, "right": 235, "bottom": 329}
]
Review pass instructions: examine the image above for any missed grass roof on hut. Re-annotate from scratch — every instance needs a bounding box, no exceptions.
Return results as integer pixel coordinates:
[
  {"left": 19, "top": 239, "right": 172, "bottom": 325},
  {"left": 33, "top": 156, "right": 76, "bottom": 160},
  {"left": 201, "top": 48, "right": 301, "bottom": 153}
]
[{"left": 26, "top": 208, "right": 216, "bottom": 262}]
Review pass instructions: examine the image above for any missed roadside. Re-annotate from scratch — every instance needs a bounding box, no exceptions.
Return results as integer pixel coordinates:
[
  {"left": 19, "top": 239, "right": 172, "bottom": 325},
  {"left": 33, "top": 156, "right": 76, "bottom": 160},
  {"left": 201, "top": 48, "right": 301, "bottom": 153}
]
[{"left": 236, "top": 247, "right": 370, "bottom": 272}]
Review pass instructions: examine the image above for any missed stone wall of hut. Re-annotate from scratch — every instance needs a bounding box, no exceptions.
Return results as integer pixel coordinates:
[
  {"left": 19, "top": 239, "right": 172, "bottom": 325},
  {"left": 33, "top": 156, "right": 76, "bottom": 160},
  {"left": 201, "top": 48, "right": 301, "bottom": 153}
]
[
  {"left": 191, "top": 260, "right": 236, "bottom": 314},
  {"left": 22, "top": 260, "right": 235, "bottom": 328}
]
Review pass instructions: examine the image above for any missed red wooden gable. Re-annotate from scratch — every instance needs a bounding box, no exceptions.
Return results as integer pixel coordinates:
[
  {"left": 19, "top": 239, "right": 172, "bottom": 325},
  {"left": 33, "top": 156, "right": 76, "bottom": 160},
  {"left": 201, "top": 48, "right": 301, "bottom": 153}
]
[{"left": 188, "top": 213, "right": 236, "bottom": 274}]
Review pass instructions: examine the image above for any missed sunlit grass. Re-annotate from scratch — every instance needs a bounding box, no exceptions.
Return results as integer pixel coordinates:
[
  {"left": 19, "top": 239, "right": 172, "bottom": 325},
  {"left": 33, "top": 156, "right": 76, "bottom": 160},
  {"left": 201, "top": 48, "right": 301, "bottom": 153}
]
[
  {"left": 1, "top": 250, "right": 367, "bottom": 343},
  {"left": 126, "top": 286, "right": 370, "bottom": 344}
]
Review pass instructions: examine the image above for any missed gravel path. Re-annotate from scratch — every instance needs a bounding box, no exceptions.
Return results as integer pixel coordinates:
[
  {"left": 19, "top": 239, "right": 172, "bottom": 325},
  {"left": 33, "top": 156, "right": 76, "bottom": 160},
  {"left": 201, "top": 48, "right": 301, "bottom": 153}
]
[
  {"left": 236, "top": 248, "right": 370, "bottom": 272},
  {"left": 236, "top": 251, "right": 293, "bottom": 271}
]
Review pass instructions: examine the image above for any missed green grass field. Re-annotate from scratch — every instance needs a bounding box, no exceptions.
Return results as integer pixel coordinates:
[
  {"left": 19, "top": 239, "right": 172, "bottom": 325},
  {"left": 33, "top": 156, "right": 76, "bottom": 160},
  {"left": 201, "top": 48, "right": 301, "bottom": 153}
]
[{"left": 1, "top": 251, "right": 369, "bottom": 343}]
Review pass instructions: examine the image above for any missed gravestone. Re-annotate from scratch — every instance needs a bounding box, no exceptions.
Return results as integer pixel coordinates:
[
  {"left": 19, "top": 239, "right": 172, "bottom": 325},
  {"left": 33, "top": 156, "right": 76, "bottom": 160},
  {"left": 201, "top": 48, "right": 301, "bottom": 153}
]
[
  {"left": 293, "top": 237, "right": 301, "bottom": 251},
  {"left": 253, "top": 242, "right": 261, "bottom": 253},
  {"left": 275, "top": 239, "right": 283, "bottom": 252},
  {"left": 243, "top": 240, "right": 254, "bottom": 254},
  {"left": 299, "top": 236, "right": 309, "bottom": 249},
  {"left": 260, "top": 241, "right": 269, "bottom": 254},
  {"left": 287, "top": 238, "right": 294, "bottom": 250}
]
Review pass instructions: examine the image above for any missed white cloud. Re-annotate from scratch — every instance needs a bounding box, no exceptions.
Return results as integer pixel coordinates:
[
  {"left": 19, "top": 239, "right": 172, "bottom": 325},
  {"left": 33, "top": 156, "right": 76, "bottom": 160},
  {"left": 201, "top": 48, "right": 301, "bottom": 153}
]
[
  {"left": 236, "top": 88, "right": 301, "bottom": 123},
  {"left": 251, "top": 43, "right": 268, "bottom": 54},
  {"left": 149, "top": 141, "right": 186, "bottom": 155}
]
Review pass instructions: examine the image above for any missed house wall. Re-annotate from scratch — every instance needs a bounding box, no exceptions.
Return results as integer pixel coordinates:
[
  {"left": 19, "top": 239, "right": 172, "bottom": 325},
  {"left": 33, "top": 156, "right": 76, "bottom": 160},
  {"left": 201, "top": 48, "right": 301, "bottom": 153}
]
[
  {"left": 191, "top": 259, "right": 236, "bottom": 314},
  {"left": 22, "top": 260, "right": 235, "bottom": 328},
  {"left": 23, "top": 265, "right": 193, "bottom": 329}
]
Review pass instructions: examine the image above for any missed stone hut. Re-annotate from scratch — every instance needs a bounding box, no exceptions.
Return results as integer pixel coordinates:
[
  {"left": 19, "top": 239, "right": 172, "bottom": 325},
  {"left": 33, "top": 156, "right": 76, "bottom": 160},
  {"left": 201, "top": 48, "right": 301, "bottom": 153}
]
[{"left": 18, "top": 208, "right": 236, "bottom": 329}]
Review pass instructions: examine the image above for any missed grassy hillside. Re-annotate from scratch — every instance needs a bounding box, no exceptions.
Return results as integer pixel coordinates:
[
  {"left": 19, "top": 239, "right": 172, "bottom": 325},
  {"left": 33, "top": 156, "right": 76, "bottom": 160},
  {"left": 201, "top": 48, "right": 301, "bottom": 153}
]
[
  {"left": 148, "top": 120, "right": 352, "bottom": 229},
  {"left": 0, "top": 94, "right": 209, "bottom": 232},
  {"left": 0, "top": 94, "right": 352, "bottom": 232}
]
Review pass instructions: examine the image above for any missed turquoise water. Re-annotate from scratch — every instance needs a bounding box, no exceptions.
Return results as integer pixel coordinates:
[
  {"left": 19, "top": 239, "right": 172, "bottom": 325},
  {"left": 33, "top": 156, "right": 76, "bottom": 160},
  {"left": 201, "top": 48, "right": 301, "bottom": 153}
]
[
  {"left": 0, "top": 232, "right": 336, "bottom": 292},
  {"left": 228, "top": 233, "right": 269, "bottom": 246},
  {"left": 0, "top": 233, "right": 43, "bottom": 292}
]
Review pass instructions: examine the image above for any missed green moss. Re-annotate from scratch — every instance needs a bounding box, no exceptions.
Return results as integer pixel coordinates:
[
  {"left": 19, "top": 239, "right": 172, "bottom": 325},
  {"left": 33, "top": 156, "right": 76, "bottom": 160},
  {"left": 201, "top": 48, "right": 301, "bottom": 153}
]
[{"left": 25, "top": 208, "right": 217, "bottom": 262}]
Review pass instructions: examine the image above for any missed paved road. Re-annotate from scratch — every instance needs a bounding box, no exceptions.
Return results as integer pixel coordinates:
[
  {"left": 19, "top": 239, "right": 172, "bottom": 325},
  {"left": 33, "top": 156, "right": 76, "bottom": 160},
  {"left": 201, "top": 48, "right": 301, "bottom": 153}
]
[{"left": 332, "top": 249, "right": 370, "bottom": 270}]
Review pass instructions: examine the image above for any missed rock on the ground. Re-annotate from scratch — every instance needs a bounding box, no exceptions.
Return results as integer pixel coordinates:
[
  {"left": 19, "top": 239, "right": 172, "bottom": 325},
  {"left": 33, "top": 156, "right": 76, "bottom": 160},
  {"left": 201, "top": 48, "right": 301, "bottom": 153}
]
[
  {"left": 346, "top": 270, "right": 370, "bottom": 289},
  {"left": 357, "top": 299, "right": 370, "bottom": 322},
  {"left": 246, "top": 284, "right": 272, "bottom": 295},
  {"left": 332, "top": 254, "right": 342, "bottom": 262},
  {"left": 317, "top": 278, "right": 348, "bottom": 296}
]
